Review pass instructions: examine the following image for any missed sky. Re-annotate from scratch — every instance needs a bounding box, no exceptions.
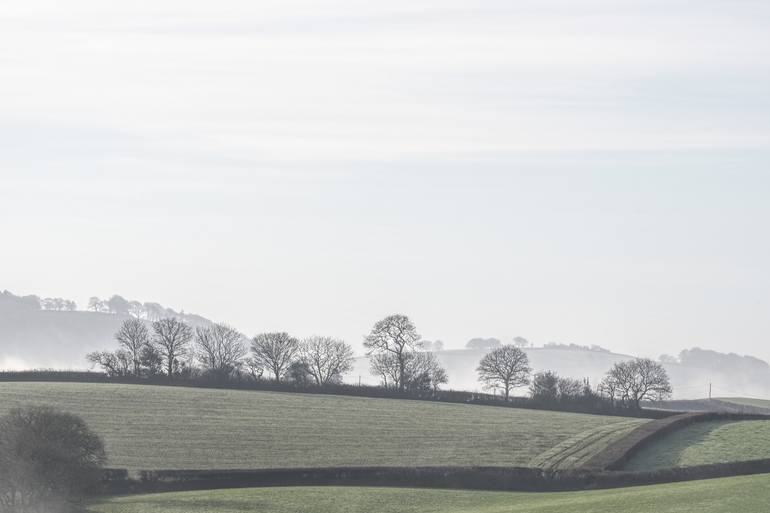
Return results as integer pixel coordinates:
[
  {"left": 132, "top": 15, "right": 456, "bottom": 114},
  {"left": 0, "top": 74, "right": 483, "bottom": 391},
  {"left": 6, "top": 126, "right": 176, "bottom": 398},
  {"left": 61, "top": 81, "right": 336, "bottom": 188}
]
[{"left": 2, "top": 0, "right": 770, "bottom": 360}]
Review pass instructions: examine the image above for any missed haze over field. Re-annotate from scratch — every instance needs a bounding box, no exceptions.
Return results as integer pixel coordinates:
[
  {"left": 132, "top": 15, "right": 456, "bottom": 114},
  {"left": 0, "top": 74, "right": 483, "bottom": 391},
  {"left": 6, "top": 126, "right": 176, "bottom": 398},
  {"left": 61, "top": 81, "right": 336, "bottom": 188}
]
[
  {"left": 3, "top": 1, "right": 770, "bottom": 365},
  {"left": 2, "top": 290, "right": 769, "bottom": 400},
  {"left": 4, "top": 3, "right": 770, "bottom": 512}
]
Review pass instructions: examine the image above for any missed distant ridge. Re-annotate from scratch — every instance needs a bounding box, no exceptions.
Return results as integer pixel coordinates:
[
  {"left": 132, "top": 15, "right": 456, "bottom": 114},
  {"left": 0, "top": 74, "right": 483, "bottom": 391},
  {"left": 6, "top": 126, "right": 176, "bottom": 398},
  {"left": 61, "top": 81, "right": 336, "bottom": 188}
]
[
  {"left": 0, "top": 290, "right": 213, "bottom": 369},
  {"left": 5, "top": 288, "right": 770, "bottom": 401}
]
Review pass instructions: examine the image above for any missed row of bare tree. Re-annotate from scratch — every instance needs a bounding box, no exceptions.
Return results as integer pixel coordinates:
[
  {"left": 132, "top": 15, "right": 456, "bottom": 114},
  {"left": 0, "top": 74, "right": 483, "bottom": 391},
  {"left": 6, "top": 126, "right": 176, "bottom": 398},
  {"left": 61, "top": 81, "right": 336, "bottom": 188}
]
[
  {"left": 87, "top": 295, "right": 189, "bottom": 321},
  {"left": 475, "top": 345, "right": 672, "bottom": 408},
  {"left": 87, "top": 317, "right": 358, "bottom": 386},
  {"left": 87, "top": 313, "right": 452, "bottom": 393}
]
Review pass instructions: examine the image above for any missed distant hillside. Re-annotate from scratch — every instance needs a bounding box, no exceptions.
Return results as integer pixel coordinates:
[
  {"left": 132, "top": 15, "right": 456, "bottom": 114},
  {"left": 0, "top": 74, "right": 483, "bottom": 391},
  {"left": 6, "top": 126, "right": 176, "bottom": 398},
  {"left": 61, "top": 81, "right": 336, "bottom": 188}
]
[
  {"left": 0, "top": 290, "right": 212, "bottom": 369},
  {"left": 5, "top": 288, "right": 770, "bottom": 400}
]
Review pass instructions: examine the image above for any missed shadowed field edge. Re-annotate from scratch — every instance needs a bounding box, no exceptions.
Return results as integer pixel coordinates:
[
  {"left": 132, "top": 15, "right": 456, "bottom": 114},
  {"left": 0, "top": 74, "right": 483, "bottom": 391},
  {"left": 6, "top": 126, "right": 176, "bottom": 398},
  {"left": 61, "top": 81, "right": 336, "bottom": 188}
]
[{"left": 95, "top": 458, "right": 770, "bottom": 496}]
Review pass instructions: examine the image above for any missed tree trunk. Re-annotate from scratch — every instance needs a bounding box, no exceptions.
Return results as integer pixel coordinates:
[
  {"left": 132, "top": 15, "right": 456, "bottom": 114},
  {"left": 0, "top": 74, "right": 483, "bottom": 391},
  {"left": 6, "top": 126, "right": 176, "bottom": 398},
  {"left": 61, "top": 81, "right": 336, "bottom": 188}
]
[{"left": 504, "top": 384, "right": 510, "bottom": 401}]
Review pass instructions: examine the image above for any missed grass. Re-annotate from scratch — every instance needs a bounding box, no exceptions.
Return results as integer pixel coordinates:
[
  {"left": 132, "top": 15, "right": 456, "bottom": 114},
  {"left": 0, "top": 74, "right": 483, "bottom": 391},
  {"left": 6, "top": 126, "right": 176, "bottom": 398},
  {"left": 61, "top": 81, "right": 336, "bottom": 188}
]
[
  {"left": 624, "top": 419, "right": 770, "bottom": 470},
  {"left": 0, "top": 382, "right": 642, "bottom": 471},
  {"left": 89, "top": 473, "right": 770, "bottom": 513},
  {"left": 717, "top": 397, "right": 770, "bottom": 411}
]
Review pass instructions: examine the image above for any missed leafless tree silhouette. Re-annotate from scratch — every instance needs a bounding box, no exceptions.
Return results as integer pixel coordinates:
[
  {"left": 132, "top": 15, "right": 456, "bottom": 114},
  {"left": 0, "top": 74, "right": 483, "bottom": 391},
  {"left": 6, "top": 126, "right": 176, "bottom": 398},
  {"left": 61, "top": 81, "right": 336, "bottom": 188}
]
[{"left": 477, "top": 345, "right": 531, "bottom": 400}]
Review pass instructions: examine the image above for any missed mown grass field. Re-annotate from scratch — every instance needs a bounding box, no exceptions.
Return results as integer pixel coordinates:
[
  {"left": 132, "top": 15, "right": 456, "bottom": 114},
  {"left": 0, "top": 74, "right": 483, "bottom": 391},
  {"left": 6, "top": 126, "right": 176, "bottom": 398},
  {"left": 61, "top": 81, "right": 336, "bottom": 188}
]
[
  {"left": 0, "top": 382, "right": 642, "bottom": 471},
  {"left": 625, "top": 419, "right": 770, "bottom": 470},
  {"left": 89, "top": 473, "right": 770, "bottom": 513},
  {"left": 718, "top": 397, "right": 770, "bottom": 410}
]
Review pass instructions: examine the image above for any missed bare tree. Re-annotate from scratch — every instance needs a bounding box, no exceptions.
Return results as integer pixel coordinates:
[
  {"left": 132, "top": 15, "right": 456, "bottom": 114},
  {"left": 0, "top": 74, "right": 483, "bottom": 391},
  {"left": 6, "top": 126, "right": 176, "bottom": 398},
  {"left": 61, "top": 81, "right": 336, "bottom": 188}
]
[
  {"left": 298, "top": 336, "right": 355, "bottom": 386},
  {"left": 602, "top": 358, "right": 672, "bottom": 409},
  {"left": 370, "top": 350, "right": 448, "bottom": 391},
  {"left": 364, "top": 314, "right": 422, "bottom": 391},
  {"left": 598, "top": 372, "right": 621, "bottom": 406},
  {"left": 86, "top": 349, "right": 132, "bottom": 377},
  {"left": 195, "top": 323, "right": 247, "bottom": 378},
  {"left": 115, "top": 318, "right": 150, "bottom": 376},
  {"left": 250, "top": 332, "right": 299, "bottom": 382},
  {"left": 477, "top": 345, "right": 531, "bottom": 400},
  {"left": 557, "top": 376, "right": 585, "bottom": 399},
  {"left": 152, "top": 317, "right": 193, "bottom": 377},
  {"left": 370, "top": 352, "right": 401, "bottom": 389},
  {"left": 403, "top": 351, "right": 448, "bottom": 392},
  {"left": 87, "top": 296, "right": 103, "bottom": 312},
  {"left": 0, "top": 406, "right": 106, "bottom": 513}
]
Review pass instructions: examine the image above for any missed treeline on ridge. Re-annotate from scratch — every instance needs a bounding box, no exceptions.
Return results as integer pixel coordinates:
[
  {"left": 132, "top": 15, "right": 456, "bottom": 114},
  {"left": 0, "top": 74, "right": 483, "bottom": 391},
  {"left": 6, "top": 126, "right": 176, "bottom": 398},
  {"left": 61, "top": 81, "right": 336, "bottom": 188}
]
[{"left": 83, "top": 313, "right": 672, "bottom": 417}]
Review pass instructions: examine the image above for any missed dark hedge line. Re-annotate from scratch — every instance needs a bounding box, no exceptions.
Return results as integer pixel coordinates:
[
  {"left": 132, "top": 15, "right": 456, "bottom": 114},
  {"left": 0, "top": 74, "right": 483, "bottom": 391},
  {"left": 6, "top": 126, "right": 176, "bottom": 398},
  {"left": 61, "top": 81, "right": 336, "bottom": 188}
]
[
  {"left": 0, "top": 371, "right": 672, "bottom": 419},
  {"left": 95, "top": 459, "right": 770, "bottom": 495},
  {"left": 582, "top": 411, "right": 770, "bottom": 471}
]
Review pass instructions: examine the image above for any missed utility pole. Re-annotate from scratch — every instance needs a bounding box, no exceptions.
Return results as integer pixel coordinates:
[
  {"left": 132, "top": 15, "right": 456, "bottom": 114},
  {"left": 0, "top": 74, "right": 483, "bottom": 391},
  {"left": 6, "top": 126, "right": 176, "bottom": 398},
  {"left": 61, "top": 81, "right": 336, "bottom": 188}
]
[{"left": 709, "top": 382, "right": 712, "bottom": 400}]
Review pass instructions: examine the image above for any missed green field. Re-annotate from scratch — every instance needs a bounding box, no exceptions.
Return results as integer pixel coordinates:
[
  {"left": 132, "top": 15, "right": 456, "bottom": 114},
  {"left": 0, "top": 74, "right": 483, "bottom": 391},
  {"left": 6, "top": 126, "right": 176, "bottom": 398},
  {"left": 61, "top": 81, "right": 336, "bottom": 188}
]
[
  {"left": 0, "top": 382, "right": 642, "bottom": 471},
  {"left": 718, "top": 397, "right": 770, "bottom": 411},
  {"left": 89, "top": 473, "right": 770, "bottom": 513},
  {"left": 625, "top": 419, "right": 770, "bottom": 470}
]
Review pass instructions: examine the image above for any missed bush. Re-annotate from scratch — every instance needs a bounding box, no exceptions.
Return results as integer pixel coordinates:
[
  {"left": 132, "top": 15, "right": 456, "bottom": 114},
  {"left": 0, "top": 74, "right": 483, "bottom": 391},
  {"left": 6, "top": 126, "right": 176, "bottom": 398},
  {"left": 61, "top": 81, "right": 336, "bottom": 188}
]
[{"left": 0, "top": 405, "right": 106, "bottom": 512}]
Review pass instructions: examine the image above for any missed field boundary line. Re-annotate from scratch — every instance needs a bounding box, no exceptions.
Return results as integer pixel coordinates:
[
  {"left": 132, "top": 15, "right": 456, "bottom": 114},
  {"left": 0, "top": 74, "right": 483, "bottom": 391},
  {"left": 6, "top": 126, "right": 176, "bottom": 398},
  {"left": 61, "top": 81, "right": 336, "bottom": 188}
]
[{"left": 95, "top": 460, "right": 770, "bottom": 495}]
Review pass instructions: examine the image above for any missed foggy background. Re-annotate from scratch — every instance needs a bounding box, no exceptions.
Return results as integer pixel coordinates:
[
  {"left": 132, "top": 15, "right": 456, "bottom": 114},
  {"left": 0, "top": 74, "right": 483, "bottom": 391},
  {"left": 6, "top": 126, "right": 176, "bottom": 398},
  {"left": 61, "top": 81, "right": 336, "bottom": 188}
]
[{"left": 2, "top": 2, "right": 770, "bottom": 371}]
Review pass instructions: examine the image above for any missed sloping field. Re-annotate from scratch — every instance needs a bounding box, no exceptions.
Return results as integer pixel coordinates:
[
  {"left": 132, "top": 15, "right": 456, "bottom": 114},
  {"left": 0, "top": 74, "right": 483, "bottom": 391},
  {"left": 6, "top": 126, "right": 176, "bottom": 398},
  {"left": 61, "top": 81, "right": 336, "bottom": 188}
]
[
  {"left": 0, "top": 382, "right": 642, "bottom": 471},
  {"left": 718, "top": 397, "right": 770, "bottom": 411},
  {"left": 654, "top": 398, "right": 770, "bottom": 414},
  {"left": 89, "top": 473, "right": 770, "bottom": 513},
  {"left": 625, "top": 419, "right": 770, "bottom": 470}
]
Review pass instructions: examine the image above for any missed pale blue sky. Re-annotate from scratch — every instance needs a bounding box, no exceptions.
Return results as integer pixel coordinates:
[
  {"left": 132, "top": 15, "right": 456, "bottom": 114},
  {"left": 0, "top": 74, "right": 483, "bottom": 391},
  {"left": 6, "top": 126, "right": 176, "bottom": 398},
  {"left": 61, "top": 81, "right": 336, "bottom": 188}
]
[{"left": 2, "top": 1, "right": 770, "bottom": 361}]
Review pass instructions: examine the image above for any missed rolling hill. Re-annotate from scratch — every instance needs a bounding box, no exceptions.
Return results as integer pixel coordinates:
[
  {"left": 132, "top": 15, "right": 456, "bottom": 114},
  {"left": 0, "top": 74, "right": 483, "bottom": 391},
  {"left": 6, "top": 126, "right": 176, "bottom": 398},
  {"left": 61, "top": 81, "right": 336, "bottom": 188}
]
[
  {"left": 0, "top": 291, "right": 212, "bottom": 369},
  {"left": 0, "top": 382, "right": 643, "bottom": 471},
  {"left": 6, "top": 289, "right": 770, "bottom": 401}
]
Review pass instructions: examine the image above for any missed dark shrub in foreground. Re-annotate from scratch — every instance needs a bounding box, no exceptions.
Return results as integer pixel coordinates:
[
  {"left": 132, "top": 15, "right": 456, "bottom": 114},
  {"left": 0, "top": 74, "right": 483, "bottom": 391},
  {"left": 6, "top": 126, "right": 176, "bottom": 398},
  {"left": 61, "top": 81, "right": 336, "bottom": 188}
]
[{"left": 0, "top": 405, "right": 106, "bottom": 513}]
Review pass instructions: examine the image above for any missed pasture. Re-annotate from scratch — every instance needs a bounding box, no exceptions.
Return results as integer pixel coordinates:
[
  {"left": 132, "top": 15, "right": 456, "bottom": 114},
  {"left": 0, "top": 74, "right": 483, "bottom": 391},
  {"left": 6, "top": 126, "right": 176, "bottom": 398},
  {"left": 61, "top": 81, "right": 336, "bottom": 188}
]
[
  {"left": 624, "top": 419, "right": 770, "bottom": 470},
  {"left": 0, "top": 382, "right": 642, "bottom": 471},
  {"left": 89, "top": 473, "right": 770, "bottom": 513},
  {"left": 718, "top": 397, "right": 770, "bottom": 411}
]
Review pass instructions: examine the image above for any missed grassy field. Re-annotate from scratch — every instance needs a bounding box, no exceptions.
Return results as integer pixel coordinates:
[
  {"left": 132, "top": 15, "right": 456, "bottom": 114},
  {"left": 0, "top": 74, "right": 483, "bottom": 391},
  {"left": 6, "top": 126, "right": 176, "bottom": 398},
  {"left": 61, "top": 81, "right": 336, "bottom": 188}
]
[
  {"left": 718, "top": 397, "right": 770, "bottom": 410},
  {"left": 625, "top": 419, "right": 770, "bottom": 470},
  {"left": 653, "top": 398, "right": 770, "bottom": 414},
  {"left": 0, "top": 382, "right": 643, "bottom": 471},
  {"left": 89, "top": 473, "right": 770, "bottom": 513}
]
